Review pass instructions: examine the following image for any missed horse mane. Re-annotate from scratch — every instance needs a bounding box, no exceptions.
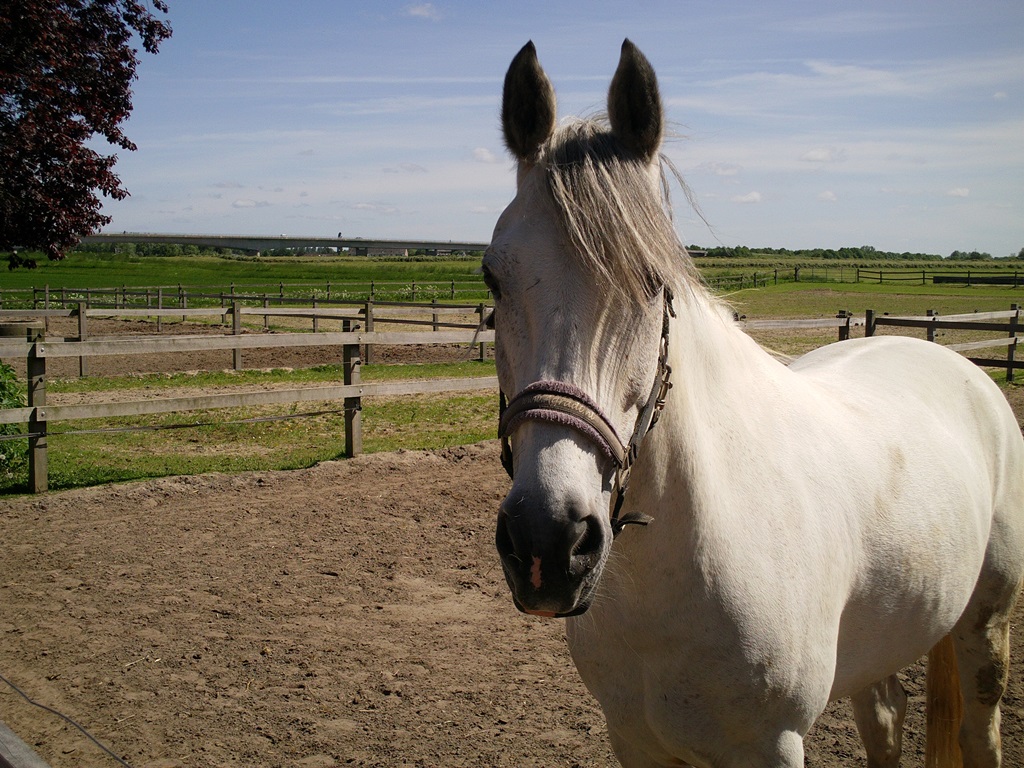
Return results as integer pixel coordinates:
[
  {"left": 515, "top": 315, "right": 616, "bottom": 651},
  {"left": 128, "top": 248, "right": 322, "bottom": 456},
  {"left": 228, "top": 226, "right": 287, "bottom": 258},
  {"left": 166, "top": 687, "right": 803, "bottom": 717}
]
[{"left": 539, "top": 116, "right": 705, "bottom": 303}]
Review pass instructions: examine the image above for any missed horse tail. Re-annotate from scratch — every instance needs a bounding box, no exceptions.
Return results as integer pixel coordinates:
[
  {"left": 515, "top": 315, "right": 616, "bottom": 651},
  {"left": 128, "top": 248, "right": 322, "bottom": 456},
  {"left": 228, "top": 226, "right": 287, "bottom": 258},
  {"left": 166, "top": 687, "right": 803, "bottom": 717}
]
[{"left": 924, "top": 634, "right": 964, "bottom": 768}]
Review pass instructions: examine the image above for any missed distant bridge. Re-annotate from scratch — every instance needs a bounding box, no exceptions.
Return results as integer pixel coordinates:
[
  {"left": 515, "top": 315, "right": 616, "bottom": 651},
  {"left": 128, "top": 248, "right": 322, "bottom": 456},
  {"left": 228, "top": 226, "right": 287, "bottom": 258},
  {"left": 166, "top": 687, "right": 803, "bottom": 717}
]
[{"left": 80, "top": 232, "right": 489, "bottom": 256}]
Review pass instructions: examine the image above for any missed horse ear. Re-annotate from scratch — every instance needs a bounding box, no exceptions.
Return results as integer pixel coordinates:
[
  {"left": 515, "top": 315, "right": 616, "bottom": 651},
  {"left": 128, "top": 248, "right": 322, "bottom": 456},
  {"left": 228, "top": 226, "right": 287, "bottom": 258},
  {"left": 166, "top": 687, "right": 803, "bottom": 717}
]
[
  {"left": 502, "top": 41, "right": 557, "bottom": 162},
  {"left": 608, "top": 39, "right": 664, "bottom": 161}
]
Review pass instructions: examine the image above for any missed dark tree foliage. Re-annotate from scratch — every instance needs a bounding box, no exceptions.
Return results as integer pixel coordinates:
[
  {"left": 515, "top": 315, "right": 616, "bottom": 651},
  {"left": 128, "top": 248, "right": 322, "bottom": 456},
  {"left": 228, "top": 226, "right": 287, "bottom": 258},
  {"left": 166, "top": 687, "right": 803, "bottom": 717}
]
[{"left": 0, "top": 0, "right": 171, "bottom": 262}]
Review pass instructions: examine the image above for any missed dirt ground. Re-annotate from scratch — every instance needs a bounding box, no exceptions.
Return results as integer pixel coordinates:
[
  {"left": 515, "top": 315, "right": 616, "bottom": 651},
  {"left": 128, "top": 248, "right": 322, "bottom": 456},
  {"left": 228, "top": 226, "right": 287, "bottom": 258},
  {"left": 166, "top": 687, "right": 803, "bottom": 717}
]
[
  {"left": 2, "top": 445, "right": 1024, "bottom": 768},
  {"left": 2, "top": 318, "right": 1024, "bottom": 767}
]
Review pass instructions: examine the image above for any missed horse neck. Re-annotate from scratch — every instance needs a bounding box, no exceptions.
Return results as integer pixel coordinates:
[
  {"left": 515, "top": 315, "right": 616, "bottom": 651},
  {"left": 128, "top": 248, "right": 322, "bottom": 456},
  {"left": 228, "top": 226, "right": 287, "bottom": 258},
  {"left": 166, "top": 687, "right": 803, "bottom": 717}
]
[
  {"left": 631, "top": 284, "right": 785, "bottom": 524},
  {"left": 669, "top": 284, "right": 777, "bottom": 406}
]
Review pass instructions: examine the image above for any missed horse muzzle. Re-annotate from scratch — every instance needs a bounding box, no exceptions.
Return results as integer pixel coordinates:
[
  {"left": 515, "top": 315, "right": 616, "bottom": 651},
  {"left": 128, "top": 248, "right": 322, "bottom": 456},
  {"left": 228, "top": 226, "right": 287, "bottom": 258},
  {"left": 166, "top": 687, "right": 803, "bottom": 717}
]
[{"left": 494, "top": 491, "right": 610, "bottom": 618}]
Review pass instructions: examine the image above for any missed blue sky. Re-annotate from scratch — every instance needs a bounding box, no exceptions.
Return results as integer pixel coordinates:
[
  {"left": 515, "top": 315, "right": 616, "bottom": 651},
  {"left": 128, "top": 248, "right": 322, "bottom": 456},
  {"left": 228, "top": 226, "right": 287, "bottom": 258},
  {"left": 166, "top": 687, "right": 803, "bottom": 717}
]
[{"left": 102, "top": 0, "right": 1024, "bottom": 257}]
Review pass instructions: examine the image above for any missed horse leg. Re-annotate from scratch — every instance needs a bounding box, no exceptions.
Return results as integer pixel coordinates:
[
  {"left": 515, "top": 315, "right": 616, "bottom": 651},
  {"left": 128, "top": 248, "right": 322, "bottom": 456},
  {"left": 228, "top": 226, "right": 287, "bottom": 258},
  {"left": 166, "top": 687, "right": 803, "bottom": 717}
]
[
  {"left": 950, "top": 579, "right": 1020, "bottom": 768},
  {"left": 607, "top": 729, "right": 690, "bottom": 767},
  {"left": 607, "top": 726, "right": 805, "bottom": 767},
  {"left": 851, "top": 674, "right": 907, "bottom": 768}
]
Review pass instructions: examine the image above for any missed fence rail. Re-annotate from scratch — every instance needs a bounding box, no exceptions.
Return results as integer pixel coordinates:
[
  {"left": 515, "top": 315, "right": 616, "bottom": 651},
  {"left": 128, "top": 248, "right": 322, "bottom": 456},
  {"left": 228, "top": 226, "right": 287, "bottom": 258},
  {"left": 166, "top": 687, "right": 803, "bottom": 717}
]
[
  {"left": 0, "top": 280, "right": 494, "bottom": 310},
  {"left": 867, "top": 305, "right": 1021, "bottom": 378},
  {"left": 3, "top": 303, "right": 1022, "bottom": 494}
]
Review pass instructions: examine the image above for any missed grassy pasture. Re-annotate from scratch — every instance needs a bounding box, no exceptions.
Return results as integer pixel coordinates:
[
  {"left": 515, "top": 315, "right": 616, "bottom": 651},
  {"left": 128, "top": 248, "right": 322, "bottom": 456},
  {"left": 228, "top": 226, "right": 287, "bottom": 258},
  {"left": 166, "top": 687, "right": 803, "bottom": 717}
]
[
  {"left": 730, "top": 281, "right": 1024, "bottom": 317},
  {"left": 0, "top": 250, "right": 490, "bottom": 302},
  {"left": 3, "top": 252, "right": 1024, "bottom": 494}
]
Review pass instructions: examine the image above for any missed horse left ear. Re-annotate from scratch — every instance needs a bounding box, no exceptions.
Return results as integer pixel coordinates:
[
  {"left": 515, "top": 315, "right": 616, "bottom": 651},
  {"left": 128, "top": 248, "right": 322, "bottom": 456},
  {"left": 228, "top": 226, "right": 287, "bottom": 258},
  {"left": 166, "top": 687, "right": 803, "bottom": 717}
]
[
  {"left": 502, "top": 41, "right": 557, "bottom": 162},
  {"left": 608, "top": 39, "right": 664, "bottom": 161}
]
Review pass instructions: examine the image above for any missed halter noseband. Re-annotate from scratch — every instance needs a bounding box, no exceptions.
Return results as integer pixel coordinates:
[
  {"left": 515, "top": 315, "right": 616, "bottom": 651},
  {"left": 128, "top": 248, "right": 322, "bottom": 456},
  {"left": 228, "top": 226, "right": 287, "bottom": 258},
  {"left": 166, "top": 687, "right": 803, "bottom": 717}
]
[{"left": 498, "top": 289, "right": 675, "bottom": 537}]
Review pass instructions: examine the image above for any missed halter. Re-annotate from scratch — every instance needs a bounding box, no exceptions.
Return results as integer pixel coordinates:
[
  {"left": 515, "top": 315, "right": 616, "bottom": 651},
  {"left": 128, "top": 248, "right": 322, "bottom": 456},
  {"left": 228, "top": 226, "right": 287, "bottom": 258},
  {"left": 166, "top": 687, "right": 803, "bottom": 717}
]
[{"left": 498, "top": 289, "right": 675, "bottom": 537}]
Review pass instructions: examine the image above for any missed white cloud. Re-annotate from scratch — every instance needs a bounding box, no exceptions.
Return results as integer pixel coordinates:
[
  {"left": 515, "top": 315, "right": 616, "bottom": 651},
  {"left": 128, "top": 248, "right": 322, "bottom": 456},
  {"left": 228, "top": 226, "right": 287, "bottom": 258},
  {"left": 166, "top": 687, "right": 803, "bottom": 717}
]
[
  {"left": 473, "top": 147, "right": 499, "bottom": 163},
  {"left": 693, "top": 161, "right": 741, "bottom": 177},
  {"left": 405, "top": 3, "right": 441, "bottom": 20},
  {"left": 818, "top": 191, "right": 838, "bottom": 202},
  {"left": 947, "top": 187, "right": 970, "bottom": 197},
  {"left": 232, "top": 199, "right": 271, "bottom": 208},
  {"left": 800, "top": 147, "right": 846, "bottom": 164},
  {"left": 731, "top": 191, "right": 762, "bottom": 204},
  {"left": 351, "top": 202, "right": 400, "bottom": 215},
  {"left": 804, "top": 61, "right": 913, "bottom": 97},
  {"left": 384, "top": 163, "right": 429, "bottom": 175}
]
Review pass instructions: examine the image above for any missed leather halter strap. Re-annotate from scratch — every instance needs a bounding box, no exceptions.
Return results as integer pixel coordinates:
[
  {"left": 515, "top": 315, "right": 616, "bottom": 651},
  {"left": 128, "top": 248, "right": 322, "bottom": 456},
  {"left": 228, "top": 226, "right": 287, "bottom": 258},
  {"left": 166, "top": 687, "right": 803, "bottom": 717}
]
[{"left": 498, "top": 289, "right": 674, "bottom": 537}]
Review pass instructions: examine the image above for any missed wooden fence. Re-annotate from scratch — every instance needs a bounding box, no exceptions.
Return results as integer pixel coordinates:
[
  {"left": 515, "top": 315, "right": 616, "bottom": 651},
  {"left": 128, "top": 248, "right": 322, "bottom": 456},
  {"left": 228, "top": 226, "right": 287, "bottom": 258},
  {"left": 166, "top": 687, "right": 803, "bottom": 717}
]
[
  {"left": 0, "top": 302, "right": 496, "bottom": 493},
  {"left": 0, "top": 281, "right": 492, "bottom": 311},
  {"left": 1, "top": 299, "right": 492, "bottom": 371},
  {"left": 866, "top": 305, "right": 1022, "bottom": 379},
  {"left": 740, "top": 310, "right": 859, "bottom": 341},
  {"left": 2, "top": 304, "right": 1021, "bottom": 494},
  {"left": 857, "top": 269, "right": 1024, "bottom": 286}
]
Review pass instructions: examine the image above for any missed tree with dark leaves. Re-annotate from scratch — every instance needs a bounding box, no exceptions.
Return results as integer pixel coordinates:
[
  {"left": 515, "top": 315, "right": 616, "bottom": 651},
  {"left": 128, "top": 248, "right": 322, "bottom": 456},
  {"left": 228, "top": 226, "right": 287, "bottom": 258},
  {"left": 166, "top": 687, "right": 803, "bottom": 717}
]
[{"left": 0, "top": 1, "right": 171, "bottom": 263}]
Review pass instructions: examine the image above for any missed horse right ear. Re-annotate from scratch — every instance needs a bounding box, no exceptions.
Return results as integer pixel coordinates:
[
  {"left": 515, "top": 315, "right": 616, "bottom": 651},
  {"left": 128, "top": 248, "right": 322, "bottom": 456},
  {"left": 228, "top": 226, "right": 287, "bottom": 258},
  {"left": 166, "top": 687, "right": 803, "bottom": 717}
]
[
  {"left": 502, "top": 41, "right": 557, "bottom": 162},
  {"left": 608, "top": 39, "right": 663, "bottom": 161}
]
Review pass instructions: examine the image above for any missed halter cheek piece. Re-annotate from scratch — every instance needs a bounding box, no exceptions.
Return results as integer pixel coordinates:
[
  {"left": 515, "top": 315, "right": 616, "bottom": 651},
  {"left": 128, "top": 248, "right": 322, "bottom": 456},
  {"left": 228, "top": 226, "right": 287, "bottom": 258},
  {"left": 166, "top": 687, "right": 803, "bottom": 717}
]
[{"left": 498, "top": 290, "right": 675, "bottom": 537}]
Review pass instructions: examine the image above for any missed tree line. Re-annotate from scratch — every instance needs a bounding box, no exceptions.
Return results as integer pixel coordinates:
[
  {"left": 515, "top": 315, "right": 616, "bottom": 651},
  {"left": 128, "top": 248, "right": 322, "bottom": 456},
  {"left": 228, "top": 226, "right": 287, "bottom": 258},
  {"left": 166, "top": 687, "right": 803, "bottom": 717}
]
[{"left": 691, "top": 245, "right": 1024, "bottom": 261}]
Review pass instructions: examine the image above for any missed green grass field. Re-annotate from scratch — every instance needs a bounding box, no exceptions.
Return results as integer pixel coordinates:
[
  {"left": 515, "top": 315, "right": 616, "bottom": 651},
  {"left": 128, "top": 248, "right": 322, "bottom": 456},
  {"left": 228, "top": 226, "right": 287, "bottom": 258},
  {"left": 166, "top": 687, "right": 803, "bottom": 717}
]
[
  {"left": 0, "top": 250, "right": 488, "bottom": 296},
  {"left": 3, "top": 252, "right": 1024, "bottom": 495},
  {"left": 4, "top": 248, "right": 1022, "bottom": 301},
  {"left": 729, "top": 281, "right": 1024, "bottom": 318}
]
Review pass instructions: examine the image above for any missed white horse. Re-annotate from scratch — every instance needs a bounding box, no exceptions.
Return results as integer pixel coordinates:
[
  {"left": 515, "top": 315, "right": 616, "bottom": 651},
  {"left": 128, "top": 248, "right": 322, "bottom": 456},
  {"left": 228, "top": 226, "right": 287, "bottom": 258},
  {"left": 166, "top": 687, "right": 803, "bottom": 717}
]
[{"left": 487, "top": 39, "right": 1024, "bottom": 767}]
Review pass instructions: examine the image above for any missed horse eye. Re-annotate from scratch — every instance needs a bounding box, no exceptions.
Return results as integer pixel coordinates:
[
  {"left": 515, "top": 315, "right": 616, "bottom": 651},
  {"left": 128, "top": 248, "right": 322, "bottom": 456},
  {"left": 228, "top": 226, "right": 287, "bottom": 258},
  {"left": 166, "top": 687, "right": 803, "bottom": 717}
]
[{"left": 481, "top": 265, "right": 502, "bottom": 300}]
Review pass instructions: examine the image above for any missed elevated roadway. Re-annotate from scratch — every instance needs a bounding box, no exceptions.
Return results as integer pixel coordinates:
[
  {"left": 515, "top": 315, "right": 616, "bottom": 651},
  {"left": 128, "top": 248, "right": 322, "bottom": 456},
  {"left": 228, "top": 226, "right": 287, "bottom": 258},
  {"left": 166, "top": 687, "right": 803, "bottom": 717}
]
[{"left": 80, "top": 232, "right": 489, "bottom": 256}]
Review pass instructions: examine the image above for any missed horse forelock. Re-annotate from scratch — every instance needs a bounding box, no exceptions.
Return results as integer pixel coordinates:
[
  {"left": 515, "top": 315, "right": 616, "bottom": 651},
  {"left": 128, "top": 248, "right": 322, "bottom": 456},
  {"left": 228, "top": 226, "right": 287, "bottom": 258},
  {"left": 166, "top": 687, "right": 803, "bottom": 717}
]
[{"left": 538, "top": 117, "right": 702, "bottom": 303}]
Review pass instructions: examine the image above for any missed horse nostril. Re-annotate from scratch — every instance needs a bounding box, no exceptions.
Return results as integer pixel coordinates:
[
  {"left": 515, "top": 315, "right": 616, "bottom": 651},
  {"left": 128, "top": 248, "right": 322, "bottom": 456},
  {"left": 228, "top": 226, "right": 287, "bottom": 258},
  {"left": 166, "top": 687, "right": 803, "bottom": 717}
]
[
  {"left": 569, "top": 515, "right": 604, "bottom": 577},
  {"left": 495, "top": 510, "right": 518, "bottom": 562}
]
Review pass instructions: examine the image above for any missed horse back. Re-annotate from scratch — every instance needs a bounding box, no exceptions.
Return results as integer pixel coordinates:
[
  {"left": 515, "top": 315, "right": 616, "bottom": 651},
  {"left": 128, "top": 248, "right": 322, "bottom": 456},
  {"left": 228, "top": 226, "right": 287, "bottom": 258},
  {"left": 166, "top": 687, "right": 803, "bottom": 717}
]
[{"left": 792, "top": 334, "right": 1024, "bottom": 696}]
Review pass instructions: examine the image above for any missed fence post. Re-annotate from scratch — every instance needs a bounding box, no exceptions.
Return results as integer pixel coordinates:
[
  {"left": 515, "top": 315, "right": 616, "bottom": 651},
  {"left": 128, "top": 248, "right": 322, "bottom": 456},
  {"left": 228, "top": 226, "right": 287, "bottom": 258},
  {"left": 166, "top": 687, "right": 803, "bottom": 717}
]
[
  {"left": 343, "top": 318, "right": 362, "bottom": 457},
  {"left": 477, "top": 303, "right": 486, "bottom": 362},
  {"left": 838, "top": 310, "right": 850, "bottom": 342},
  {"left": 27, "top": 324, "right": 48, "bottom": 493},
  {"left": 363, "top": 300, "right": 374, "bottom": 364},
  {"left": 156, "top": 288, "right": 163, "bottom": 332},
  {"left": 926, "top": 309, "right": 938, "bottom": 343},
  {"left": 865, "top": 309, "right": 876, "bottom": 337},
  {"left": 432, "top": 299, "right": 439, "bottom": 332},
  {"left": 232, "top": 301, "right": 242, "bottom": 370},
  {"left": 312, "top": 297, "right": 319, "bottom": 333},
  {"left": 1008, "top": 304, "right": 1019, "bottom": 383},
  {"left": 77, "top": 302, "right": 89, "bottom": 377}
]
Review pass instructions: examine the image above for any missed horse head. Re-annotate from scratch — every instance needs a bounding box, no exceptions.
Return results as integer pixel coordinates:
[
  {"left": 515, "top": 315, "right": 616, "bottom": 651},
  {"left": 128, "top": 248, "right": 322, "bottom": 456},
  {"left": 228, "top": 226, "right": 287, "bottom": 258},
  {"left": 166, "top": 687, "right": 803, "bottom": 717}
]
[{"left": 487, "top": 40, "right": 683, "bottom": 617}]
